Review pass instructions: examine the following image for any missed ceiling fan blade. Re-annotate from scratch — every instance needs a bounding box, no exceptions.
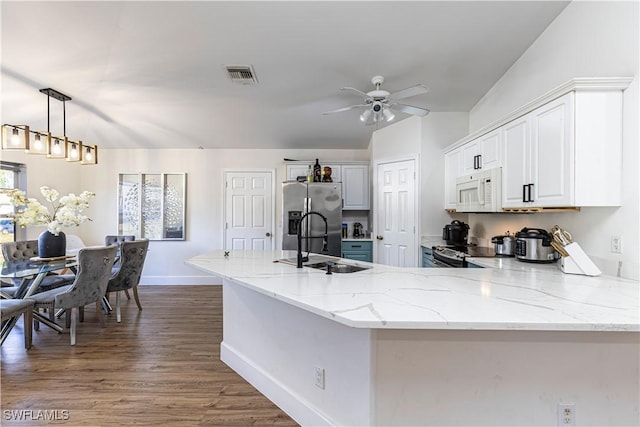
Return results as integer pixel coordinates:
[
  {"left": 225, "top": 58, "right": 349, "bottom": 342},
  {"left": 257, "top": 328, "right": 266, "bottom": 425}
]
[
  {"left": 341, "top": 87, "right": 372, "bottom": 99},
  {"left": 323, "top": 104, "right": 368, "bottom": 115},
  {"left": 389, "top": 84, "right": 429, "bottom": 101},
  {"left": 391, "top": 103, "right": 430, "bottom": 117}
]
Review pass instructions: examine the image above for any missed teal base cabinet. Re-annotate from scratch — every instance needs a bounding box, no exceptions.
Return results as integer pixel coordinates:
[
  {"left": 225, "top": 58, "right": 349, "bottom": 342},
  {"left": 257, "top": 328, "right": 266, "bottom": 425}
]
[
  {"left": 342, "top": 241, "right": 372, "bottom": 262},
  {"left": 422, "top": 246, "right": 434, "bottom": 267}
]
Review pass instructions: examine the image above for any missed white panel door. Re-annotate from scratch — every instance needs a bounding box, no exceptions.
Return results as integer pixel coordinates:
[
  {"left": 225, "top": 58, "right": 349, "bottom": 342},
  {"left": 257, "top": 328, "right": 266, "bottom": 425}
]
[
  {"left": 375, "top": 159, "right": 416, "bottom": 267},
  {"left": 224, "top": 171, "right": 274, "bottom": 251}
]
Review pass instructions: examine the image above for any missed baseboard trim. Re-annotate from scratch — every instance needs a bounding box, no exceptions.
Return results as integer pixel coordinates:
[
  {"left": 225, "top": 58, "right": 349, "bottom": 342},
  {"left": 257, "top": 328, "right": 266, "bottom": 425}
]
[{"left": 221, "top": 342, "right": 333, "bottom": 427}]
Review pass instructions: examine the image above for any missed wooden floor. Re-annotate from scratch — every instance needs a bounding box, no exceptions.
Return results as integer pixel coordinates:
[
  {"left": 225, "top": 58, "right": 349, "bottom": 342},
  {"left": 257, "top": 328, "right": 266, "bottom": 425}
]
[{"left": 0, "top": 285, "right": 298, "bottom": 426}]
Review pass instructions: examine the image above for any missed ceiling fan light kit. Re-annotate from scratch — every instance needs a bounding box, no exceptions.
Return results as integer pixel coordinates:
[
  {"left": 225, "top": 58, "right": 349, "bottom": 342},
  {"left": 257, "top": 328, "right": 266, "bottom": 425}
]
[
  {"left": 1, "top": 87, "right": 98, "bottom": 165},
  {"left": 324, "top": 75, "right": 430, "bottom": 126}
]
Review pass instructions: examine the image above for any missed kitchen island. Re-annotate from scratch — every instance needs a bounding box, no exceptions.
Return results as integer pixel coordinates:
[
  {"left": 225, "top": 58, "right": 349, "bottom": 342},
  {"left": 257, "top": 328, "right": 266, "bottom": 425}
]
[{"left": 186, "top": 250, "right": 639, "bottom": 426}]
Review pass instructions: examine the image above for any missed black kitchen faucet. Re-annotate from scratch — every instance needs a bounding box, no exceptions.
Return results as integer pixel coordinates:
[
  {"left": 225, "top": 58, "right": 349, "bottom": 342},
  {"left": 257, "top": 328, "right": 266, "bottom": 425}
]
[{"left": 297, "top": 211, "right": 328, "bottom": 268}]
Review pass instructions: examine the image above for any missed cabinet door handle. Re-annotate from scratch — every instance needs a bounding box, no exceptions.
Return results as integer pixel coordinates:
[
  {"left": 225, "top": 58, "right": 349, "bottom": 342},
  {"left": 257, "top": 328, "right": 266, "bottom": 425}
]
[
  {"left": 477, "top": 154, "right": 482, "bottom": 169},
  {"left": 473, "top": 155, "right": 478, "bottom": 169},
  {"left": 522, "top": 184, "right": 527, "bottom": 202},
  {"left": 376, "top": 235, "right": 384, "bottom": 240},
  {"left": 528, "top": 183, "right": 534, "bottom": 202},
  {"left": 351, "top": 245, "right": 362, "bottom": 248}
]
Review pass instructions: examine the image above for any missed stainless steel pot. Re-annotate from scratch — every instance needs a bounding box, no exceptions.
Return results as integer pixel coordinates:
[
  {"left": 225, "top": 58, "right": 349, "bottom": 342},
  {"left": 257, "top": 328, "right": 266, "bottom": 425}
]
[
  {"left": 491, "top": 232, "right": 515, "bottom": 257},
  {"left": 514, "top": 228, "right": 558, "bottom": 263}
]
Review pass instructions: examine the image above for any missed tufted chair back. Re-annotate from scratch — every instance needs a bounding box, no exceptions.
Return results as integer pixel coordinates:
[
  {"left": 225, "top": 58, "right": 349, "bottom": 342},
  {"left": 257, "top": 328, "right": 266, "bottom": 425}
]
[
  {"left": 104, "top": 235, "right": 135, "bottom": 246},
  {"left": 1, "top": 240, "right": 75, "bottom": 290},
  {"left": 107, "top": 240, "right": 149, "bottom": 293},
  {"left": 55, "top": 245, "right": 118, "bottom": 310},
  {"left": 1, "top": 240, "right": 39, "bottom": 262},
  {"left": 106, "top": 239, "right": 149, "bottom": 322}
]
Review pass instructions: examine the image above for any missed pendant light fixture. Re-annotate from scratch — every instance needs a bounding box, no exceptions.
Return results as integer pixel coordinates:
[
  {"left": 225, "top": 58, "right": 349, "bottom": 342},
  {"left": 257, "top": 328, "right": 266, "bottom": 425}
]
[{"left": 1, "top": 87, "right": 98, "bottom": 165}]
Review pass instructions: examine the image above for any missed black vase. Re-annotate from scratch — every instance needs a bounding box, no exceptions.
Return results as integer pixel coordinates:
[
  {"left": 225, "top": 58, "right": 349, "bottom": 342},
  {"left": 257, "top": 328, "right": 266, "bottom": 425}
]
[{"left": 38, "top": 230, "right": 66, "bottom": 258}]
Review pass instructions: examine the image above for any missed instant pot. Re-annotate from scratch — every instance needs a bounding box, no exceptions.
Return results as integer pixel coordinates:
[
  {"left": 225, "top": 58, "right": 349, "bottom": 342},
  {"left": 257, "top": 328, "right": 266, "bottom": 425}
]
[
  {"left": 491, "top": 232, "right": 515, "bottom": 257},
  {"left": 514, "top": 227, "right": 558, "bottom": 263},
  {"left": 442, "top": 220, "right": 469, "bottom": 247}
]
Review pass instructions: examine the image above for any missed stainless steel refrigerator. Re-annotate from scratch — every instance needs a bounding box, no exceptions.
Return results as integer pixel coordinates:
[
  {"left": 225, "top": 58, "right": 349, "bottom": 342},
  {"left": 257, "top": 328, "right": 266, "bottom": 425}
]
[{"left": 282, "top": 181, "right": 342, "bottom": 257}]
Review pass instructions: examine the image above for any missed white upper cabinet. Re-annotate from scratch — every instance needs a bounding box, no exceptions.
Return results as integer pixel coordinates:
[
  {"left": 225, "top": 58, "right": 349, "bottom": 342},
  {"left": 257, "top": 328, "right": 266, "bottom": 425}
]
[
  {"left": 286, "top": 164, "right": 311, "bottom": 181},
  {"left": 502, "top": 94, "right": 574, "bottom": 208},
  {"left": 285, "top": 161, "right": 369, "bottom": 210},
  {"left": 502, "top": 90, "right": 622, "bottom": 209},
  {"left": 444, "top": 78, "right": 629, "bottom": 211},
  {"left": 444, "top": 148, "right": 463, "bottom": 210},
  {"left": 461, "top": 128, "right": 502, "bottom": 174},
  {"left": 342, "top": 164, "right": 370, "bottom": 210},
  {"left": 502, "top": 117, "right": 530, "bottom": 207}
]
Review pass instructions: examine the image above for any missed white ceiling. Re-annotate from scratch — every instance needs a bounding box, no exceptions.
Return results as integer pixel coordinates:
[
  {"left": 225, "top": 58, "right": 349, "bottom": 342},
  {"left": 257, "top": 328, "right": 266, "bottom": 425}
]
[{"left": 0, "top": 1, "right": 569, "bottom": 150}]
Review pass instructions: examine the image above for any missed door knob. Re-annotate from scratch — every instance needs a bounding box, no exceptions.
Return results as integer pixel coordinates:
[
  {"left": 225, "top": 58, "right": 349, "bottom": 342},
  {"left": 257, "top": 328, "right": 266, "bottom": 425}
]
[
  {"left": 266, "top": 232, "right": 272, "bottom": 237},
  {"left": 376, "top": 235, "right": 384, "bottom": 240}
]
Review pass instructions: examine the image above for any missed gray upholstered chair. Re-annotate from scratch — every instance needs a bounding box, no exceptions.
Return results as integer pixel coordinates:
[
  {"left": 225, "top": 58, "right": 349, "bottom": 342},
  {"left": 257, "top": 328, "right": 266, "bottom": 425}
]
[
  {"left": 26, "top": 245, "right": 117, "bottom": 345},
  {"left": 106, "top": 240, "right": 148, "bottom": 322},
  {"left": 104, "top": 235, "right": 136, "bottom": 300},
  {"left": 1, "top": 299, "right": 35, "bottom": 348},
  {"left": 1, "top": 240, "right": 74, "bottom": 295},
  {"left": 104, "top": 235, "right": 135, "bottom": 247}
]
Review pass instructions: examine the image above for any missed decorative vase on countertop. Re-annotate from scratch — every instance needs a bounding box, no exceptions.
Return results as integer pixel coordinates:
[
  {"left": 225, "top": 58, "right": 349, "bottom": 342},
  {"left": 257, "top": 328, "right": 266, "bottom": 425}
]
[{"left": 38, "top": 230, "right": 66, "bottom": 258}]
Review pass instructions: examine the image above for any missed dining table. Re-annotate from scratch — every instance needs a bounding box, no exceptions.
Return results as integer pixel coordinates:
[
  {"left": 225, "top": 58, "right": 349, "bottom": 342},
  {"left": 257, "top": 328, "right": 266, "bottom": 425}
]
[{"left": 1, "top": 256, "right": 78, "bottom": 333}]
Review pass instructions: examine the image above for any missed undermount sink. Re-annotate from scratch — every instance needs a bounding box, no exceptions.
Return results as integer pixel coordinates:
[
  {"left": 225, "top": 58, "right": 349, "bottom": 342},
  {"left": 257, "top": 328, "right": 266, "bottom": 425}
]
[
  {"left": 275, "top": 255, "right": 372, "bottom": 274},
  {"left": 305, "top": 261, "right": 371, "bottom": 274}
]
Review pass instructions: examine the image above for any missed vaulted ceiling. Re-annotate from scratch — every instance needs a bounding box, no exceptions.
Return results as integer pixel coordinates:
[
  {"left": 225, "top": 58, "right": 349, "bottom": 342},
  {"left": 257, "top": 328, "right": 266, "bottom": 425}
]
[{"left": 1, "top": 1, "right": 569, "bottom": 150}]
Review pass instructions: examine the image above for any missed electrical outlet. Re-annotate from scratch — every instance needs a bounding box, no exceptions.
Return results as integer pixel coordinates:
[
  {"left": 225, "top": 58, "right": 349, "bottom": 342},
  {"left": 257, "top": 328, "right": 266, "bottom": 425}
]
[
  {"left": 558, "top": 403, "right": 575, "bottom": 426},
  {"left": 611, "top": 235, "right": 623, "bottom": 254},
  {"left": 314, "top": 367, "right": 325, "bottom": 390}
]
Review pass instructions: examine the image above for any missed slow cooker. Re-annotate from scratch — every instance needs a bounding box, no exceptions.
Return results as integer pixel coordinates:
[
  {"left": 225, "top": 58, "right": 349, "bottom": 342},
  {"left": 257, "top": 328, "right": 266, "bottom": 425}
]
[{"left": 514, "top": 227, "right": 558, "bottom": 263}]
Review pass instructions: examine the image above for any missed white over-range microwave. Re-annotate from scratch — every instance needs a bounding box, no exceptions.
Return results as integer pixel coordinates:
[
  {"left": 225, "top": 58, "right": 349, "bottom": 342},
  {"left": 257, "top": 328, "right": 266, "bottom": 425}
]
[{"left": 455, "top": 167, "right": 502, "bottom": 212}]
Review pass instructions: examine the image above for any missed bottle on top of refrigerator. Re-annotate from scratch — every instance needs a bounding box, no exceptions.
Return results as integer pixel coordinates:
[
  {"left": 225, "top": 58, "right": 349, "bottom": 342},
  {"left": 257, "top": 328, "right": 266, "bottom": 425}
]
[{"left": 313, "top": 159, "right": 322, "bottom": 182}]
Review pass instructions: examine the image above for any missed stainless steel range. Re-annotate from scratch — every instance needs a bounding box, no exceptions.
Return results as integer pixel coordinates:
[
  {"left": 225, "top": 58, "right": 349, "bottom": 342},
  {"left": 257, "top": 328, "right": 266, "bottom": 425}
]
[{"left": 431, "top": 245, "right": 495, "bottom": 268}]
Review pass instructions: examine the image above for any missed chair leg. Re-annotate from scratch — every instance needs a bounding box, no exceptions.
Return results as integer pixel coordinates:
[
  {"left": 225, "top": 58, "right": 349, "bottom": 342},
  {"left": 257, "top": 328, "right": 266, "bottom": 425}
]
[
  {"left": 115, "top": 291, "right": 121, "bottom": 323},
  {"left": 0, "top": 316, "right": 19, "bottom": 346},
  {"left": 79, "top": 306, "right": 85, "bottom": 323},
  {"left": 33, "top": 308, "right": 42, "bottom": 331},
  {"left": 133, "top": 286, "right": 142, "bottom": 311},
  {"left": 24, "top": 310, "right": 33, "bottom": 349},
  {"left": 124, "top": 289, "right": 131, "bottom": 300},
  {"left": 96, "top": 302, "right": 106, "bottom": 327},
  {"left": 70, "top": 307, "right": 77, "bottom": 346},
  {"left": 65, "top": 309, "right": 72, "bottom": 329}
]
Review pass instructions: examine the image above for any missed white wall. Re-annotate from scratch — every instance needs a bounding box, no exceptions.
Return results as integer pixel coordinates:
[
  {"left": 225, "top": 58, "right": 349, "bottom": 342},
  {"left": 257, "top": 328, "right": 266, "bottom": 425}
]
[
  {"left": 370, "top": 116, "right": 422, "bottom": 161},
  {"left": 77, "top": 148, "right": 368, "bottom": 284},
  {"left": 0, "top": 150, "right": 84, "bottom": 240},
  {"left": 420, "top": 113, "right": 468, "bottom": 237},
  {"left": 1, "top": 148, "right": 368, "bottom": 283},
  {"left": 467, "top": 1, "right": 639, "bottom": 279}
]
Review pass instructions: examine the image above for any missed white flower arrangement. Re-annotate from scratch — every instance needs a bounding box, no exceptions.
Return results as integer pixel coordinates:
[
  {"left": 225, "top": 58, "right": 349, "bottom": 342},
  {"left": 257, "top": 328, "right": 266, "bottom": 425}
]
[{"left": 6, "top": 186, "right": 95, "bottom": 235}]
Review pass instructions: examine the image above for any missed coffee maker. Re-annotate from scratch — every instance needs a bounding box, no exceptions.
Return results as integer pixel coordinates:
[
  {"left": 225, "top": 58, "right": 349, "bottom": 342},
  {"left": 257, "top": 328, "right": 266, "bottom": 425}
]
[{"left": 353, "top": 222, "right": 363, "bottom": 238}]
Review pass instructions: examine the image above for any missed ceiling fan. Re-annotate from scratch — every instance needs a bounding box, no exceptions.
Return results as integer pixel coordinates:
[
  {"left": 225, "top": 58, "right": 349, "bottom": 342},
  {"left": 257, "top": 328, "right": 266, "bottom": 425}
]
[{"left": 323, "top": 75, "right": 430, "bottom": 126}]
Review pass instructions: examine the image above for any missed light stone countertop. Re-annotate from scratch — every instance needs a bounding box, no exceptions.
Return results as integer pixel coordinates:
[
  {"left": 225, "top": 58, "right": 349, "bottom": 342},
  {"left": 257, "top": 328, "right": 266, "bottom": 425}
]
[{"left": 186, "top": 250, "right": 639, "bottom": 332}]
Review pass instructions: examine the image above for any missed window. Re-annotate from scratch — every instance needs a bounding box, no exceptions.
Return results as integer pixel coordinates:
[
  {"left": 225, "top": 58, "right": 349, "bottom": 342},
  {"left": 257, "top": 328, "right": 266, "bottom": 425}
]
[{"left": 0, "top": 161, "right": 26, "bottom": 250}]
